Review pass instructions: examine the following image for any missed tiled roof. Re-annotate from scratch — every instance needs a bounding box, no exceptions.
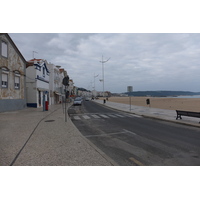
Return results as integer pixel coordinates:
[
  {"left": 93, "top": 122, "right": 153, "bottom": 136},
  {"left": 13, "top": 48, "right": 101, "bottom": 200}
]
[{"left": 28, "top": 59, "right": 43, "bottom": 62}]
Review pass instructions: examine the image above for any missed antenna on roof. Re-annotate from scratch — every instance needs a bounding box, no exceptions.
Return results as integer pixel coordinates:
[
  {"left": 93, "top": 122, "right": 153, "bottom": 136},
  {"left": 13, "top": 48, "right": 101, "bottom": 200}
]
[{"left": 33, "top": 51, "right": 38, "bottom": 59}]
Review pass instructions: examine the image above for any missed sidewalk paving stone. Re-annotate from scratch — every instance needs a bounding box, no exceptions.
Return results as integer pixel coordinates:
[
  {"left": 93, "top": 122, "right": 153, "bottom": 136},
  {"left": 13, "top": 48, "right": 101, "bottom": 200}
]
[{"left": 0, "top": 104, "right": 116, "bottom": 166}]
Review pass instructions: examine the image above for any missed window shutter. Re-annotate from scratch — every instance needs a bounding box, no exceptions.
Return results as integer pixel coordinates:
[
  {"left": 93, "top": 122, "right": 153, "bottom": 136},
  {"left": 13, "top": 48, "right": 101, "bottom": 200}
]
[
  {"left": 2, "top": 41, "right": 8, "bottom": 57},
  {"left": 2, "top": 73, "right": 8, "bottom": 81},
  {"left": 15, "top": 76, "right": 20, "bottom": 83}
]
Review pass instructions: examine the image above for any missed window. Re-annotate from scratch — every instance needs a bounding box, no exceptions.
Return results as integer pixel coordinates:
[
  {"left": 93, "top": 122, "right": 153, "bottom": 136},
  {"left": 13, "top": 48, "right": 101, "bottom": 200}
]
[
  {"left": 1, "top": 41, "right": 8, "bottom": 57},
  {"left": 14, "top": 71, "right": 20, "bottom": 89},
  {"left": 15, "top": 76, "right": 20, "bottom": 89},
  {"left": 2, "top": 73, "right": 8, "bottom": 88},
  {"left": 43, "top": 67, "right": 45, "bottom": 77},
  {"left": 1, "top": 67, "right": 9, "bottom": 88}
]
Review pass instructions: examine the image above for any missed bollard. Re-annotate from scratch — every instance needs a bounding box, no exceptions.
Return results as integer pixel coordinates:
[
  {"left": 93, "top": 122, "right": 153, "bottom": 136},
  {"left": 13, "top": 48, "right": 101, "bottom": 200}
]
[{"left": 45, "top": 101, "right": 49, "bottom": 111}]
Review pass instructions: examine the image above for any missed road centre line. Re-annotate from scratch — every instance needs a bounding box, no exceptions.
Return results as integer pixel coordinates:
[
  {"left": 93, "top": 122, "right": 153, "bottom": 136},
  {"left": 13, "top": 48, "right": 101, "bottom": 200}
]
[
  {"left": 86, "top": 132, "right": 124, "bottom": 138},
  {"left": 85, "top": 129, "right": 137, "bottom": 138},
  {"left": 122, "top": 129, "right": 137, "bottom": 136}
]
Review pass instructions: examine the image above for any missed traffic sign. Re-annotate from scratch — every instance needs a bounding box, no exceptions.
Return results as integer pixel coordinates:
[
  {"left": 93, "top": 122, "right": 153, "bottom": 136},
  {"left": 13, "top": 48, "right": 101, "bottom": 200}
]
[{"left": 62, "top": 76, "right": 69, "bottom": 86}]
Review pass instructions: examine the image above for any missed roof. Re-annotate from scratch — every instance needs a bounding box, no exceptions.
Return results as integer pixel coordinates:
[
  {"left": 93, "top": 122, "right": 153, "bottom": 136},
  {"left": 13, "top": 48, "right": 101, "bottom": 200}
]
[
  {"left": 30, "top": 59, "right": 50, "bottom": 74},
  {"left": 28, "top": 59, "right": 43, "bottom": 62},
  {"left": 26, "top": 59, "right": 44, "bottom": 68},
  {"left": 0, "top": 33, "right": 26, "bottom": 63}
]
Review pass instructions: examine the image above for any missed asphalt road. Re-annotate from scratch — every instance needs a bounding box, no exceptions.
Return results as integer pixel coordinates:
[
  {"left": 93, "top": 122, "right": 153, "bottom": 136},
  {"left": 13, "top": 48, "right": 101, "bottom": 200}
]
[{"left": 68, "top": 100, "right": 200, "bottom": 166}]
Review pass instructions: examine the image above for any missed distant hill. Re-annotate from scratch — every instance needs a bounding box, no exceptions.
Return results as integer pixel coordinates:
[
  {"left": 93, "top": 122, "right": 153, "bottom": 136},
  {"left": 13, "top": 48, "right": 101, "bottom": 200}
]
[{"left": 125, "top": 91, "right": 200, "bottom": 97}]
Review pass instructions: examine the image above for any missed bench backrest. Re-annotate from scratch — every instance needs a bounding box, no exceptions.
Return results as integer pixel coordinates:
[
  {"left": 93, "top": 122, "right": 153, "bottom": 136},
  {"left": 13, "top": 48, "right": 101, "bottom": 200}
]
[{"left": 176, "top": 110, "right": 200, "bottom": 117}]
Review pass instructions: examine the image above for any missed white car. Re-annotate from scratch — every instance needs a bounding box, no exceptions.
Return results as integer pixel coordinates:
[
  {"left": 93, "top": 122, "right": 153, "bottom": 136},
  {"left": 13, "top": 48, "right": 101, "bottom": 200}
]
[{"left": 73, "top": 97, "right": 82, "bottom": 106}]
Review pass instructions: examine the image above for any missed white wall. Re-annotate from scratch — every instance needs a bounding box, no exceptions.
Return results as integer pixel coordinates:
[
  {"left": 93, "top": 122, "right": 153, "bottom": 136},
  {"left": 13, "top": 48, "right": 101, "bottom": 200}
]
[{"left": 26, "top": 60, "right": 50, "bottom": 107}]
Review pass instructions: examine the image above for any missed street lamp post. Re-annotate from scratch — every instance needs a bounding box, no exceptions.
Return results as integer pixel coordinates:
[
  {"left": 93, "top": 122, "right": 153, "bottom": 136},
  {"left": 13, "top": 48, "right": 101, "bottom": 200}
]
[
  {"left": 99, "top": 55, "right": 110, "bottom": 97},
  {"left": 94, "top": 73, "right": 99, "bottom": 96}
]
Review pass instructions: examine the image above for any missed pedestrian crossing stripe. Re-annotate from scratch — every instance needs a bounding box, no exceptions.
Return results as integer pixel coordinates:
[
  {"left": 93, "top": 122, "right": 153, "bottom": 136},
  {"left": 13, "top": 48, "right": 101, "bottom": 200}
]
[
  {"left": 91, "top": 114, "right": 100, "bottom": 119},
  {"left": 71, "top": 113, "right": 142, "bottom": 120},
  {"left": 99, "top": 114, "right": 109, "bottom": 118},
  {"left": 74, "top": 116, "right": 81, "bottom": 120},
  {"left": 128, "top": 114, "right": 142, "bottom": 118},
  {"left": 114, "top": 114, "right": 125, "bottom": 117},
  {"left": 107, "top": 114, "right": 117, "bottom": 118},
  {"left": 82, "top": 115, "right": 90, "bottom": 119}
]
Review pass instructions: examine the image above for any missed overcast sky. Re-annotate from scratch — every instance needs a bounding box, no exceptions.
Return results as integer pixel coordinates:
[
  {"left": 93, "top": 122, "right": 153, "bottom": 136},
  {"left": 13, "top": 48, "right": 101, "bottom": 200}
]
[{"left": 9, "top": 33, "right": 200, "bottom": 93}]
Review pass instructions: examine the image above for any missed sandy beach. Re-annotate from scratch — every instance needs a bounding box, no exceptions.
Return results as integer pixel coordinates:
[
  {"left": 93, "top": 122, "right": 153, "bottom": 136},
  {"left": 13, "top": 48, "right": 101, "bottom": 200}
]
[{"left": 104, "top": 96, "right": 200, "bottom": 112}]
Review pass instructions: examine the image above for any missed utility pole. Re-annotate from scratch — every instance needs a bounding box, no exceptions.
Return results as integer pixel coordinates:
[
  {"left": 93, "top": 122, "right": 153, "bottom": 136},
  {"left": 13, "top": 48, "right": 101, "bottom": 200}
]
[{"left": 99, "top": 55, "right": 110, "bottom": 97}]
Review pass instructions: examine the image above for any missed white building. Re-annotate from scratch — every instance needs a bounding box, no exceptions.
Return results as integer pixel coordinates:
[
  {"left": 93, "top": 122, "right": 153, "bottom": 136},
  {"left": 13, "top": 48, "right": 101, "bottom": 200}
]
[
  {"left": 26, "top": 59, "right": 50, "bottom": 108},
  {"left": 48, "top": 63, "right": 61, "bottom": 105},
  {"left": 48, "top": 63, "right": 67, "bottom": 105},
  {"left": 68, "top": 79, "right": 74, "bottom": 97}
]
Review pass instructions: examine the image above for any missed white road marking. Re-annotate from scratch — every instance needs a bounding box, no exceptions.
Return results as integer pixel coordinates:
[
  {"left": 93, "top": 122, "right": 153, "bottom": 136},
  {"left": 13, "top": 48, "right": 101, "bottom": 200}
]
[
  {"left": 86, "top": 132, "right": 122, "bottom": 138},
  {"left": 82, "top": 115, "right": 91, "bottom": 119},
  {"left": 86, "top": 129, "right": 137, "bottom": 138},
  {"left": 91, "top": 114, "right": 100, "bottom": 119},
  {"left": 73, "top": 116, "right": 81, "bottom": 120},
  {"left": 122, "top": 129, "right": 137, "bottom": 136},
  {"left": 128, "top": 114, "right": 142, "bottom": 118},
  {"left": 107, "top": 114, "right": 117, "bottom": 118},
  {"left": 114, "top": 114, "right": 125, "bottom": 117},
  {"left": 99, "top": 114, "right": 110, "bottom": 118},
  {"left": 72, "top": 113, "right": 142, "bottom": 120}
]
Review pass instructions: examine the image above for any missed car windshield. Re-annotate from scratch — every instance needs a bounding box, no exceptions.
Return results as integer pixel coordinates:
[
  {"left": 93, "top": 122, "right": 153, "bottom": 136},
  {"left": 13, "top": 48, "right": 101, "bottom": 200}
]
[{"left": 75, "top": 97, "right": 82, "bottom": 101}]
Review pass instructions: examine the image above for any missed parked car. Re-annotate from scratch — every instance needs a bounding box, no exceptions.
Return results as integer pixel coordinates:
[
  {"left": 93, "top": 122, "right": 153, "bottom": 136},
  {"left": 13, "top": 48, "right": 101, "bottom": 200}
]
[
  {"left": 73, "top": 97, "right": 82, "bottom": 106},
  {"left": 85, "top": 97, "right": 90, "bottom": 101}
]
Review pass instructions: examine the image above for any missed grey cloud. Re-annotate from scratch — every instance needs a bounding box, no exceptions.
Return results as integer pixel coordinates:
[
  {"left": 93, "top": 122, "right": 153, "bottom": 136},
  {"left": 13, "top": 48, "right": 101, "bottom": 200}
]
[{"left": 9, "top": 33, "right": 200, "bottom": 92}]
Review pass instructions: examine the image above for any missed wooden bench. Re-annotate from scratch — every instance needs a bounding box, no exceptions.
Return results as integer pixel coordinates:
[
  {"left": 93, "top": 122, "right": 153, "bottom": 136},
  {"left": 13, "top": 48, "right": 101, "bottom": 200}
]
[{"left": 176, "top": 110, "right": 200, "bottom": 121}]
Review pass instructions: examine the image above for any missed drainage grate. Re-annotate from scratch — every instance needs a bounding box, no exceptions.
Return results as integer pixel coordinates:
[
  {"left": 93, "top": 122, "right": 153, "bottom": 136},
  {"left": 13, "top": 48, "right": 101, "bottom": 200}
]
[{"left": 45, "top": 120, "right": 55, "bottom": 122}]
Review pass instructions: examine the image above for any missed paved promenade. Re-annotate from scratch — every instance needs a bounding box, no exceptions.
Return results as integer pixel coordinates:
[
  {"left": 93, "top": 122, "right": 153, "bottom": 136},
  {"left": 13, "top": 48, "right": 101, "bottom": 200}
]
[
  {"left": 0, "top": 104, "right": 116, "bottom": 166},
  {"left": 95, "top": 99, "right": 200, "bottom": 127}
]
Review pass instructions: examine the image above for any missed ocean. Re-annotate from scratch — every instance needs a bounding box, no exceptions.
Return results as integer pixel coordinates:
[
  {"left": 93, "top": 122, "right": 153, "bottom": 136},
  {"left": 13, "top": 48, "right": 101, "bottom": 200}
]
[{"left": 173, "top": 95, "right": 200, "bottom": 98}]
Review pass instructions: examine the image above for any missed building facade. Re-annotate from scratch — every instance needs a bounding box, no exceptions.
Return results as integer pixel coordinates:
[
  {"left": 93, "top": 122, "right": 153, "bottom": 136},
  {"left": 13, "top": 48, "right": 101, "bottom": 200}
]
[
  {"left": 48, "top": 64, "right": 66, "bottom": 105},
  {"left": 26, "top": 59, "right": 50, "bottom": 108},
  {"left": 0, "top": 33, "right": 26, "bottom": 112},
  {"left": 68, "top": 79, "right": 75, "bottom": 97}
]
